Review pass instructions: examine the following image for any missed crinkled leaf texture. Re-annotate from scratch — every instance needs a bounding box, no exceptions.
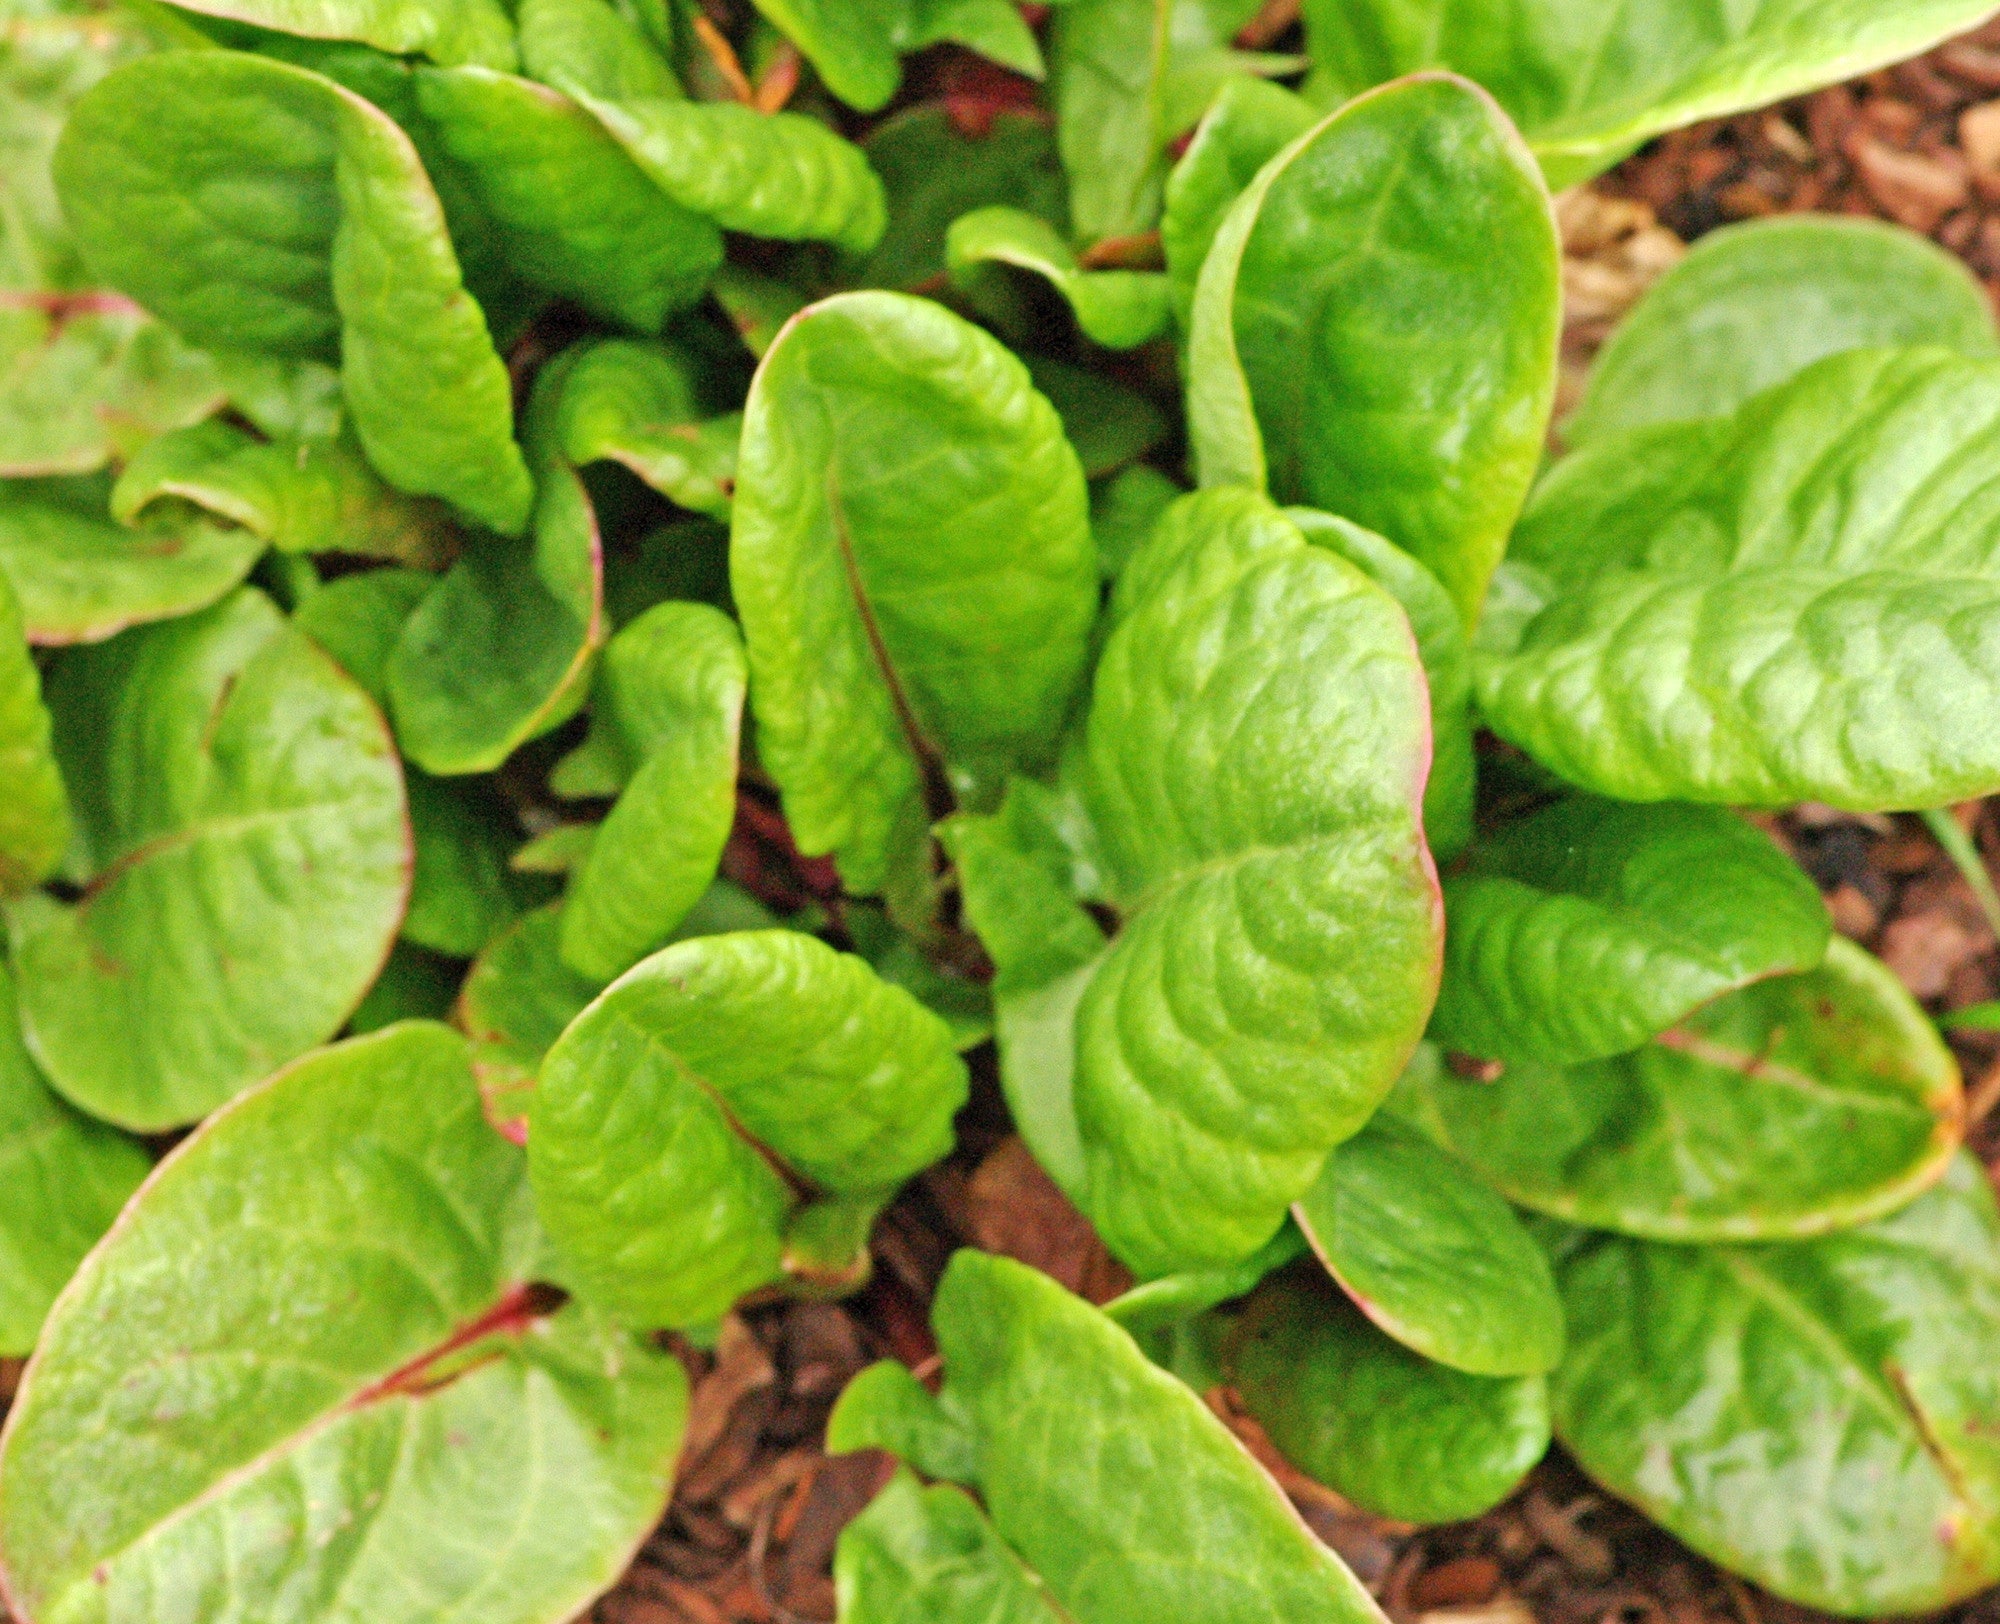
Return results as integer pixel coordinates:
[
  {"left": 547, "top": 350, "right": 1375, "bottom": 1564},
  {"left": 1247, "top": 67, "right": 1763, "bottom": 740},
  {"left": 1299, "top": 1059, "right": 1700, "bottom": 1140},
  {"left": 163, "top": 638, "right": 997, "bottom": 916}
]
[
  {"left": 0, "top": 573, "right": 68, "bottom": 896},
  {"left": 556, "top": 338, "right": 739, "bottom": 519},
  {"left": 55, "top": 51, "right": 532, "bottom": 535},
  {"left": 731, "top": 291, "right": 1096, "bottom": 895},
  {"left": 830, "top": 1250, "right": 1389, "bottom": 1622},
  {"left": 1478, "top": 347, "right": 2000, "bottom": 811},
  {"left": 953, "top": 488, "right": 1440, "bottom": 1276},
  {"left": 0, "top": 962, "right": 146, "bottom": 1356},
  {"left": 1187, "top": 73, "right": 1560, "bottom": 623},
  {"left": 1396, "top": 937, "right": 1963, "bottom": 1241},
  {"left": 0, "top": 474, "right": 264, "bottom": 646},
  {"left": 1567, "top": 214, "right": 1999, "bottom": 448},
  {"left": 1228, "top": 1269, "right": 1550, "bottom": 1525},
  {"left": 530, "top": 930, "right": 968, "bottom": 1327},
  {"left": 946, "top": 206, "right": 1170, "bottom": 350},
  {"left": 155, "top": 0, "right": 517, "bottom": 69},
  {"left": 8, "top": 587, "right": 409, "bottom": 1130},
  {"left": 0, "top": 1021, "right": 687, "bottom": 1624},
  {"left": 1300, "top": 0, "right": 2000, "bottom": 186},
  {"left": 1431, "top": 798, "right": 1830, "bottom": 1066},
  {"left": 558, "top": 603, "right": 745, "bottom": 983},
  {"left": 1551, "top": 1152, "right": 2000, "bottom": 1614},
  {"left": 1294, "top": 1114, "right": 1563, "bottom": 1377}
]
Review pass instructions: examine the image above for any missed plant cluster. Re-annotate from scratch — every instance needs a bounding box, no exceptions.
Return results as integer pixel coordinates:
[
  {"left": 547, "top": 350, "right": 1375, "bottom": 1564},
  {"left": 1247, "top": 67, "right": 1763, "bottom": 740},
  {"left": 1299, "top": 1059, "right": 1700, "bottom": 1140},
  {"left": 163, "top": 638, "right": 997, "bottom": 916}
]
[{"left": 1, "top": 0, "right": 1999, "bottom": 1620}]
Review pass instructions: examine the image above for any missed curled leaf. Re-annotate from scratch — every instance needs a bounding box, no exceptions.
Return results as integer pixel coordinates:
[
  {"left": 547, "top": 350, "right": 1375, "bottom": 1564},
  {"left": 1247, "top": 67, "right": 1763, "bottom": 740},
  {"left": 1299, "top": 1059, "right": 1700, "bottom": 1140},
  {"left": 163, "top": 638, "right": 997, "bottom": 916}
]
[{"left": 947, "top": 205, "right": 1170, "bottom": 350}]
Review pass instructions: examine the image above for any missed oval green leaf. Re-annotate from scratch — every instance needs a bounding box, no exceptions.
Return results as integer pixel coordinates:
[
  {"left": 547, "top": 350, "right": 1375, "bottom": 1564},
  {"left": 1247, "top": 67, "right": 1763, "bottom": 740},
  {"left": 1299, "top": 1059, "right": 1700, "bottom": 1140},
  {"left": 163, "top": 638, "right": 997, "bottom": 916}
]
[
  {"left": 530, "top": 929, "right": 968, "bottom": 1326},
  {"left": 9, "top": 587, "right": 409, "bottom": 1130},
  {"left": 161, "top": 0, "right": 516, "bottom": 69},
  {"left": 731, "top": 290, "right": 1096, "bottom": 895},
  {"left": 1551, "top": 1152, "right": 2000, "bottom": 1614},
  {"left": 1294, "top": 1114, "right": 1564, "bottom": 1376},
  {"left": 0, "top": 1021, "right": 688, "bottom": 1624},
  {"left": 1396, "top": 938, "right": 1963, "bottom": 1241},
  {"left": 1431, "top": 798, "right": 1831, "bottom": 1067},
  {"left": 1187, "top": 73, "right": 1560, "bottom": 623},
  {"left": 837, "top": 1468, "right": 1063, "bottom": 1624},
  {"left": 947, "top": 205, "right": 1170, "bottom": 350}
]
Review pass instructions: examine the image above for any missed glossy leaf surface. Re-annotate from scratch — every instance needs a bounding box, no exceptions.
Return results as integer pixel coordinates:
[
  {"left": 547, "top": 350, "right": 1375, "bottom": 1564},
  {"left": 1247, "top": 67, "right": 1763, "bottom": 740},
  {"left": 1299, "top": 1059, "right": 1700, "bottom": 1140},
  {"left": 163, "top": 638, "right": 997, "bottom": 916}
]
[
  {"left": 55, "top": 51, "right": 532, "bottom": 534},
  {"left": 1397, "top": 939, "right": 1962, "bottom": 1240},
  {"left": 556, "top": 338, "right": 738, "bottom": 518},
  {"left": 531, "top": 930, "right": 967, "bottom": 1326},
  {"left": 1188, "top": 74, "right": 1560, "bottom": 622},
  {"left": 731, "top": 291, "right": 1095, "bottom": 894},
  {"left": 0, "top": 1022, "right": 688, "bottom": 1624},
  {"left": 10, "top": 588, "right": 409, "bottom": 1129},
  {"left": 1479, "top": 347, "right": 2000, "bottom": 810},
  {"left": 1295, "top": 1115, "right": 1563, "bottom": 1376},
  {"left": 1431, "top": 798, "right": 1830, "bottom": 1066},
  {"left": 1568, "top": 215, "right": 1998, "bottom": 447},
  {"left": 0, "top": 572, "right": 67, "bottom": 896},
  {"left": 837, "top": 1469, "right": 1062, "bottom": 1624},
  {"left": 746, "top": 0, "right": 1041, "bottom": 113},
  {"left": 163, "top": 0, "right": 517, "bottom": 69},
  {"left": 1229, "top": 1270, "right": 1550, "bottom": 1525},
  {"left": 947, "top": 205, "right": 1170, "bottom": 350},
  {"left": 1552, "top": 1154, "right": 2000, "bottom": 1614}
]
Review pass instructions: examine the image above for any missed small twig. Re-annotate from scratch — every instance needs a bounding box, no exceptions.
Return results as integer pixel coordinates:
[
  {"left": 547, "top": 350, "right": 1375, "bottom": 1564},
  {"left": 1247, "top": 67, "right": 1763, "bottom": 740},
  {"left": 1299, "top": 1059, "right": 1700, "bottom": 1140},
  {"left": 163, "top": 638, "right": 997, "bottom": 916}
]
[
  {"left": 690, "top": 12, "right": 756, "bottom": 104},
  {"left": 755, "top": 40, "right": 801, "bottom": 113},
  {"left": 1920, "top": 806, "right": 2000, "bottom": 943}
]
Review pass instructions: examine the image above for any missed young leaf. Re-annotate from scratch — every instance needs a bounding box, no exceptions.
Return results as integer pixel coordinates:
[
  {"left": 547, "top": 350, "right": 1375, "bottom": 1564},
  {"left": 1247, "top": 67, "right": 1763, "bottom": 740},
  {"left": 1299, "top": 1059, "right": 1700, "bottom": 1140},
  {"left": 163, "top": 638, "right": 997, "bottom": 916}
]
[
  {"left": 403, "top": 772, "right": 522, "bottom": 957},
  {"left": 746, "top": 0, "right": 1042, "bottom": 113},
  {"left": 1478, "top": 347, "right": 2000, "bottom": 810},
  {"left": 837, "top": 1469, "right": 1064, "bottom": 1624},
  {"left": 0, "top": 302, "right": 223, "bottom": 477},
  {"left": 55, "top": 51, "right": 533, "bottom": 534},
  {"left": 459, "top": 901, "right": 604, "bottom": 1138},
  {"left": 1228, "top": 1270, "right": 1551, "bottom": 1525},
  {"left": 1551, "top": 1152, "right": 2000, "bottom": 1614},
  {"left": 1430, "top": 798, "right": 1831, "bottom": 1067},
  {"left": 558, "top": 603, "right": 746, "bottom": 982},
  {"left": 292, "top": 562, "right": 433, "bottom": 703},
  {"left": 1048, "top": 0, "right": 1172, "bottom": 244},
  {"left": 530, "top": 930, "right": 968, "bottom": 1326},
  {"left": 0, "top": 961, "right": 146, "bottom": 1356},
  {"left": 555, "top": 337, "right": 739, "bottom": 518},
  {"left": 0, "top": 473, "right": 264, "bottom": 645},
  {"left": 160, "top": 0, "right": 518, "bottom": 69},
  {"left": 8, "top": 587, "right": 410, "bottom": 1130},
  {"left": 1301, "top": 0, "right": 2000, "bottom": 187},
  {"left": 112, "top": 418, "right": 455, "bottom": 566},
  {"left": 1294, "top": 1114, "right": 1564, "bottom": 1377},
  {"left": 830, "top": 1250, "right": 1390, "bottom": 1622},
  {"left": 1396, "top": 937, "right": 1963, "bottom": 1241},
  {"left": 517, "top": 0, "right": 681, "bottom": 101},
  {"left": 1091, "top": 462, "right": 1182, "bottom": 579},
  {"left": 959, "top": 489, "right": 1441, "bottom": 1275},
  {"left": 1187, "top": 74, "right": 1560, "bottom": 624},
  {"left": 947, "top": 205, "right": 1171, "bottom": 350},
  {"left": 731, "top": 291, "right": 1096, "bottom": 895},
  {"left": 826, "top": 1360, "right": 978, "bottom": 1484},
  {"left": 0, "top": 571, "right": 68, "bottom": 897},
  {"left": 0, "top": 1022, "right": 688, "bottom": 1624},
  {"left": 1568, "top": 215, "right": 1999, "bottom": 448}
]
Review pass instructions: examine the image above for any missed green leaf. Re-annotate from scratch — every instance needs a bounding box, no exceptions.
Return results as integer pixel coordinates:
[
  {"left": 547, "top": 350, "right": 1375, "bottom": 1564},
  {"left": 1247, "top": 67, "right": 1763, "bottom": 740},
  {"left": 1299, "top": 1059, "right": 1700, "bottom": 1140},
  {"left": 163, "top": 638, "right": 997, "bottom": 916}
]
[
  {"left": 1478, "top": 346, "right": 2000, "bottom": 811},
  {"left": 387, "top": 359, "right": 605, "bottom": 776},
  {"left": 1228, "top": 1269, "right": 1550, "bottom": 1525},
  {"left": 731, "top": 291, "right": 1096, "bottom": 895},
  {"left": 826, "top": 1359, "right": 979, "bottom": 1484},
  {"left": 844, "top": 905, "right": 995, "bottom": 1052},
  {"left": 530, "top": 930, "right": 968, "bottom": 1326},
  {"left": 8, "top": 587, "right": 409, "bottom": 1130},
  {"left": 55, "top": 50, "right": 533, "bottom": 534},
  {"left": 1295, "top": 1114, "right": 1563, "bottom": 1376},
  {"left": 292, "top": 561, "right": 432, "bottom": 703},
  {"left": 837, "top": 1469, "right": 1064, "bottom": 1624},
  {"left": 0, "top": 1021, "right": 689, "bottom": 1624},
  {"left": 411, "top": 64, "right": 723, "bottom": 332},
  {"left": 348, "top": 938, "right": 460, "bottom": 1031},
  {"left": 516, "top": 0, "right": 680, "bottom": 101},
  {"left": 1430, "top": 798, "right": 1831, "bottom": 1066},
  {"left": 1287, "top": 507, "right": 1473, "bottom": 859},
  {"left": 404, "top": 772, "right": 521, "bottom": 957},
  {"left": 1161, "top": 75, "right": 1313, "bottom": 333},
  {"left": 710, "top": 264, "right": 809, "bottom": 360},
  {"left": 1025, "top": 355, "right": 1169, "bottom": 482},
  {"left": 1568, "top": 215, "right": 1999, "bottom": 449},
  {"left": 0, "top": 302, "right": 222, "bottom": 477},
  {"left": 966, "top": 489, "right": 1441, "bottom": 1275},
  {"left": 1301, "top": 0, "right": 2000, "bottom": 187},
  {"left": 746, "top": 0, "right": 1042, "bottom": 113},
  {"left": 0, "top": 473, "right": 264, "bottom": 645},
  {"left": 559, "top": 603, "right": 745, "bottom": 982},
  {"left": 163, "top": 0, "right": 517, "bottom": 68},
  {"left": 1101, "top": 1222, "right": 1309, "bottom": 1337},
  {"left": 1091, "top": 462, "right": 1181, "bottom": 579},
  {"left": 556, "top": 337, "right": 739, "bottom": 518},
  {"left": 834, "top": 1250, "right": 1389, "bottom": 1622},
  {"left": 1551, "top": 1152, "right": 2000, "bottom": 1614},
  {"left": 0, "top": 570, "right": 68, "bottom": 897},
  {"left": 855, "top": 106, "right": 1067, "bottom": 293},
  {"left": 459, "top": 901, "right": 604, "bottom": 1140},
  {"left": 0, "top": 960, "right": 146, "bottom": 1356},
  {"left": 1048, "top": 0, "right": 1172, "bottom": 244},
  {"left": 948, "top": 206, "right": 1171, "bottom": 350},
  {"left": 1396, "top": 936, "right": 1964, "bottom": 1241},
  {"left": 112, "top": 418, "right": 455, "bottom": 567},
  {"left": 1187, "top": 74, "right": 1560, "bottom": 624}
]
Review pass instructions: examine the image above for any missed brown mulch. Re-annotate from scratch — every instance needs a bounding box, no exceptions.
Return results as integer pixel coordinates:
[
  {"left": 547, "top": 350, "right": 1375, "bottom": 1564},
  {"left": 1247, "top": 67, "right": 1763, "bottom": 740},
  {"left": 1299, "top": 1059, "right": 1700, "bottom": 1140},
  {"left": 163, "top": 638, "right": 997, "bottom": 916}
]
[{"left": 595, "top": 18, "right": 2000, "bottom": 1624}]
